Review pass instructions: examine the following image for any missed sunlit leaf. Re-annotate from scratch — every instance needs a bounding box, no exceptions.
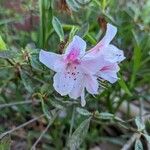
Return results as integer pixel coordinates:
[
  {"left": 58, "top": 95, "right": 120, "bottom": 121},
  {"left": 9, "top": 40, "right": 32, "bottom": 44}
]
[{"left": 0, "top": 35, "right": 7, "bottom": 51}]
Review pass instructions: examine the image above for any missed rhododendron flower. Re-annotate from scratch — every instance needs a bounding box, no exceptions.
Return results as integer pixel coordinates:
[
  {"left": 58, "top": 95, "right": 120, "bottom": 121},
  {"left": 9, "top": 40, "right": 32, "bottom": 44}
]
[
  {"left": 39, "top": 23, "right": 125, "bottom": 106},
  {"left": 87, "top": 23, "right": 125, "bottom": 83},
  {"left": 39, "top": 36, "right": 102, "bottom": 106}
]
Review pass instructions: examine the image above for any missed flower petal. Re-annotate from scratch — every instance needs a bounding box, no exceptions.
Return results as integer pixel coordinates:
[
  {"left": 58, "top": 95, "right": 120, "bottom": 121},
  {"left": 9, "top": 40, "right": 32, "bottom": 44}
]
[
  {"left": 87, "top": 23, "right": 117, "bottom": 56},
  {"left": 65, "top": 35, "right": 86, "bottom": 60},
  {"left": 69, "top": 72, "right": 84, "bottom": 99},
  {"left": 100, "top": 23, "right": 117, "bottom": 47},
  {"left": 53, "top": 72, "right": 74, "bottom": 96},
  {"left": 98, "top": 72, "right": 118, "bottom": 83},
  {"left": 81, "top": 56, "right": 104, "bottom": 74},
  {"left": 39, "top": 50, "right": 64, "bottom": 72},
  {"left": 85, "top": 74, "right": 99, "bottom": 94},
  {"left": 102, "top": 44, "right": 125, "bottom": 63},
  {"left": 98, "top": 63, "right": 120, "bottom": 83}
]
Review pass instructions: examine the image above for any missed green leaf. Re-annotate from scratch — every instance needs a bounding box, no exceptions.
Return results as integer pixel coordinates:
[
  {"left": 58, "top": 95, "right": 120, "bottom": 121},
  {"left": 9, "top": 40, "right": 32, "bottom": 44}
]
[
  {"left": 40, "top": 83, "right": 53, "bottom": 95},
  {"left": 95, "top": 112, "right": 114, "bottom": 120},
  {"left": 69, "top": 26, "right": 79, "bottom": 41},
  {"left": 76, "top": 107, "right": 92, "bottom": 116},
  {"left": 77, "top": 0, "right": 91, "bottom": 5},
  {"left": 130, "top": 44, "right": 142, "bottom": 88},
  {"left": 30, "top": 54, "right": 44, "bottom": 71},
  {"left": 41, "top": 97, "right": 54, "bottom": 120},
  {"left": 135, "top": 117, "right": 145, "bottom": 131},
  {"left": 52, "top": 16, "right": 64, "bottom": 41},
  {"left": 0, "top": 35, "right": 7, "bottom": 51},
  {"left": 68, "top": 117, "right": 91, "bottom": 150},
  {"left": 135, "top": 139, "right": 143, "bottom": 150},
  {"left": 20, "top": 70, "right": 34, "bottom": 93},
  {"left": 118, "top": 73, "right": 132, "bottom": 96},
  {"left": 49, "top": 99, "right": 65, "bottom": 110},
  {"left": 66, "top": 0, "right": 80, "bottom": 11},
  {"left": 77, "top": 22, "right": 89, "bottom": 37}
]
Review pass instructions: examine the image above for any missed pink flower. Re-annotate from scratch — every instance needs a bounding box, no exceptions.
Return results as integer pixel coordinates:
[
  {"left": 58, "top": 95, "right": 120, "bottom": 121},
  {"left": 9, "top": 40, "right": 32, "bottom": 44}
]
[
  {"left": 39, "top": 36, "right": 102, "bottom": 106},
  {"left": 86, "top": 23, "right": 125, "bottom": 83},
  {"left": 39, "top": 23, "right": 125, "bottom": 106}
]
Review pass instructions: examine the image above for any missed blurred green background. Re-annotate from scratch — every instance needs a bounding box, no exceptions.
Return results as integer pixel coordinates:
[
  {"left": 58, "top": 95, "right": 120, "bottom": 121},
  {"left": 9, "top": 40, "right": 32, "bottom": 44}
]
[{"left": 0, "top": 0, "right": 150, "bottom": 149}]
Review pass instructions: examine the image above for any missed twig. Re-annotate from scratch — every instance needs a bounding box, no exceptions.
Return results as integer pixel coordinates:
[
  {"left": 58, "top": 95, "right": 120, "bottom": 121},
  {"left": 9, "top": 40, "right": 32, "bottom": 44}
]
[
  {"left": 31, "top": 110, "right": 58, "bottom": 150},
  {"left": 0, "top": 114, "right": 45, "bottom": 140},
  {"left": 31, "top": 122, "right": 51, "bottom": 150},
  {"left": 0, "top": 100, "right": 40, "bottom": 109}
]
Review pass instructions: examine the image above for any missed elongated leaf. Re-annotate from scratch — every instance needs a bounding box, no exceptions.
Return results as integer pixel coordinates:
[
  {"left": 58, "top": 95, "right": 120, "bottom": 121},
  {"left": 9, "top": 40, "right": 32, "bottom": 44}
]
[
  {"left": 52, "top": 16, "right": 64, "bottom": 41},
  {"left": 41, "top": 97, "right": 55, "bottom": 120},
  {"left": 66, "top": 0, "right": 80, "bottom": 11},
  {"left": 130, "top": 44, "right": 141, "bottom": 88},
  {"left": 95, "top": 112, "right": 114, "bottom": 120},
  {"left": 49, "top": 99, "right": 65, "bottom": 110},
  {"left": 0, "top": 35, "right": 7, "bottom": 51},
  {"left": 118, "top": 73, "right": 132, "bottom": 96},
  {"left": 30, "top": 54, "right": 44, "bottom": 71},
  {"left": 69, "top": 26, "right": 79, "bottom": 41},
  {"left": 135, "top": 139, "right": 143, "bottom": 150},
  {"left": 76, "top": 107, "right": 92, "bottom": 116},
  {"left": 135, "top": 117, "right": 145, "bottom": 131},
  {"left": 20, "top": 70, "right": 34, "bottom": 93},
  {"left": 68, "top": 117, "right": 91, "bottom": 150}
]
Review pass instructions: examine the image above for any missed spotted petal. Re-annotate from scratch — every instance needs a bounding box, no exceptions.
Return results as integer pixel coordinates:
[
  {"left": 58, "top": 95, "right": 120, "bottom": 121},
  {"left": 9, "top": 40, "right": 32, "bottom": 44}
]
[
  {"left": 65, "top": 35, "right": 86, "bottom": 61},
  {"left": 101, "top": 44, "right": 125, "bottom": 63},
  {"left": 53, "top": 72, "right": 75, "bottom": 96}
]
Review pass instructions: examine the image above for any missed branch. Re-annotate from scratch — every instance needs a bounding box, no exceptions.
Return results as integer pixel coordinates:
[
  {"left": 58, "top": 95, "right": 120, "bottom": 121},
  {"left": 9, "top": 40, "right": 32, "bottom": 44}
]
[
  {"left": 31, "top": 110, "right": 58, "bottom": 149},
  {"left": 0, "top": 114, "right": 45, "bottom": 139},
  {"left": 0, "top": 100, "right": 40, "bottom": 109}
]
